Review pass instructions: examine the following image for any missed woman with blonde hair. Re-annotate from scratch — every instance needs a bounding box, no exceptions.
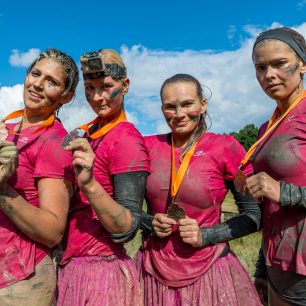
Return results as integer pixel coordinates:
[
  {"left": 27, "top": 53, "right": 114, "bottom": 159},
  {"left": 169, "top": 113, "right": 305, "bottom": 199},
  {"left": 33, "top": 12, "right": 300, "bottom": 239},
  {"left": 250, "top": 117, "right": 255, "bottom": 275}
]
[{"left": 57, "top": 49, "right": 150, "bottom": 306}]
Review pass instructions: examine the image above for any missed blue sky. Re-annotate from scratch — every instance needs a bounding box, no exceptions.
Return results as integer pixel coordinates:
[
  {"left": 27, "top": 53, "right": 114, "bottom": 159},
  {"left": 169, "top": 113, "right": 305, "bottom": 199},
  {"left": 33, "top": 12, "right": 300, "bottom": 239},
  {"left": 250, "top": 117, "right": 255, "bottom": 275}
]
[{"left": 1, "top": 0, "right": 306, "bottom": 135}]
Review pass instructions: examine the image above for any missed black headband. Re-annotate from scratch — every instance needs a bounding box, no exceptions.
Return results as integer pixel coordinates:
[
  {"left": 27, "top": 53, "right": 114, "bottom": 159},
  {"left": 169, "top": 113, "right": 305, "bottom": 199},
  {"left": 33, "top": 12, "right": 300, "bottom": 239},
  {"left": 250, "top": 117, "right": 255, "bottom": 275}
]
[{"left": 254, "top": 28, "right": 306, "bottom": 61}]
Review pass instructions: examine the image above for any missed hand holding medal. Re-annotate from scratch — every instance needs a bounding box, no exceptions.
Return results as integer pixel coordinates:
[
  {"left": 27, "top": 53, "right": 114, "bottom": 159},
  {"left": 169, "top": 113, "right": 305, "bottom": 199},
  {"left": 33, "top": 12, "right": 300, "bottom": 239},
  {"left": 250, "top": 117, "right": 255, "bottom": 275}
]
[
  {"left": 0, "top": 123, "right": 18, "bottom": 187},
  {"left": 167, "top": 203, "right": 186, "bottom": 221},
  {"left": 61, "top": 129, "right": 81, "bottom": 149},
  {"left": 0, "top": 122, "right": 8, "bottom": 143},
  {"left": 63, "top": 134, "right": 96, "bottom": 189},
  {"left": 237, "top": 91, "right": 306, "bottom": 196},
  {"left": 178, "top": 217, "right": 202, "bottom": 247},
  {"left": 152, "top": 213, "right": 176, "bottom": 238}
]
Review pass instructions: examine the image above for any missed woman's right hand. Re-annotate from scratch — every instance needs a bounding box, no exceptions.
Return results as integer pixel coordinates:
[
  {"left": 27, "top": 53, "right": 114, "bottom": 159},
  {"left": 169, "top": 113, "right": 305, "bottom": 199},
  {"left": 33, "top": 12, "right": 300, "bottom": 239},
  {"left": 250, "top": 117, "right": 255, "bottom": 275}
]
[
  {"left": 254, "top": 277, "right": 268, "bottom": 306},
  {"left": 0, "top": 141, "right": 18, "bottom": 187},
  {"left": 152, "top": 213, "right": 176, "bottom": 238},
  {"left": 65, "top": 138, "right": 96, "bottom": 189}
]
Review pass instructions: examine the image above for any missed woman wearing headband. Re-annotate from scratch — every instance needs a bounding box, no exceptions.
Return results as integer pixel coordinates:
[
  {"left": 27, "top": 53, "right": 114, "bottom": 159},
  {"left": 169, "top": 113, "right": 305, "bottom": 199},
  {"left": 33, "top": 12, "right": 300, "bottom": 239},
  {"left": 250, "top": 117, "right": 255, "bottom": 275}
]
[
  {"left": 57, "top": 49, "right": 150, "bottom": 306},
  {"left": 245, "top": 27, "right": 306, "bottom": 305},
  {"left": 137, "top": 74, "right": 262, "bottom": 305},
  {"left": 0, "top": 48, "right": 78, "bottom": 305}
]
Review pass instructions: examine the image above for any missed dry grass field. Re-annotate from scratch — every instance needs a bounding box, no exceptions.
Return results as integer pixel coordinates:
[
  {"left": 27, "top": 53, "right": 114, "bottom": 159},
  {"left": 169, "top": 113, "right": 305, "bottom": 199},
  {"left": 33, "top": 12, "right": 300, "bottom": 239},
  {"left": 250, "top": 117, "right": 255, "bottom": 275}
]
[{"left": 125, "top": 192, "right": 262, "bottom": 278}]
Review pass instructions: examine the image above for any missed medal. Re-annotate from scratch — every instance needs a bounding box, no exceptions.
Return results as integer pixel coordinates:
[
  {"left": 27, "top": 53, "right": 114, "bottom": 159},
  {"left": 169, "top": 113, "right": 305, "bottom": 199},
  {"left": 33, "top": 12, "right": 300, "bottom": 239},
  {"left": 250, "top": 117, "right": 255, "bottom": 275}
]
[
  {"left": 167, "top": 136, "right": 198, "bottom": 219},
  {"left": 234, "top": 168, "right": 247, "bottom": 193},
  {"left": 0, "top": 122, "right": 8, "bottom": 143},
  {"left": 167, "top": 202, "right": 186, "bottom": 221},
  {"left": 61, "top": 129, "right": 81, "bottom": 149},
  {"left": 237, "top": 91, "right": 306, "bottom": 193}
]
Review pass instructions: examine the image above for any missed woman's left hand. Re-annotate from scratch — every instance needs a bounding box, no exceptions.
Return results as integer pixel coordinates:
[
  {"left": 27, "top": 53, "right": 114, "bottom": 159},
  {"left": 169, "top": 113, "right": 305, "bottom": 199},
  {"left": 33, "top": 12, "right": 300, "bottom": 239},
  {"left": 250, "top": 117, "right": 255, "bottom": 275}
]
[
  {"left": 65, "top": 138, "right": 95, "bottom": 189},
  {"left": 0, "top": 141, "right": 18, "bottom": 187},
  {"left": 178, "top": 217, "right": 202, "bottom": 247},
  {"left": 246, "top": 172, "right": 280, "bottom": 203}
]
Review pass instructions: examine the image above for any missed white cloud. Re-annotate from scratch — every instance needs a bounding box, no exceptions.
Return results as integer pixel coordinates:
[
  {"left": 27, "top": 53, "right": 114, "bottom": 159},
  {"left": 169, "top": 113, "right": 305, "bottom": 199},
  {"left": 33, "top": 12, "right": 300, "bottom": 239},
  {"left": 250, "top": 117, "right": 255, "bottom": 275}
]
[
  {"left": 0, "top": 84, "right": 24, "bottom": 118},
  {"left": 9, "top": 48, "right": 41, "bottom": 67},
  {"left": 125, "top": 111, "right": 139, "bottom": 125},
  {"left": 2, "top": 22, "right": 306, "bottom": 136}
]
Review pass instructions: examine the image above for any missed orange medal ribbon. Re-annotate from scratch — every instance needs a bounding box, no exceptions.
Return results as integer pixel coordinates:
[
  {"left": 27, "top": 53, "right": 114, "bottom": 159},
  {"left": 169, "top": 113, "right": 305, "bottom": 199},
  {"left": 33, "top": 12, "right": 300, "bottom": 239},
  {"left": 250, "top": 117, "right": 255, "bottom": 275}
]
[
  {"left": 2, "top": 109, "right": 55, "bottom": 136},
  {"left": 240, "top": 90, "right": 306, "bottom": 167},
  {"left": 78, "top": 110, "right": 126, "bottom": 139},
  {"left": 171, "top": 136, "right": 198, "bottom": 199}
]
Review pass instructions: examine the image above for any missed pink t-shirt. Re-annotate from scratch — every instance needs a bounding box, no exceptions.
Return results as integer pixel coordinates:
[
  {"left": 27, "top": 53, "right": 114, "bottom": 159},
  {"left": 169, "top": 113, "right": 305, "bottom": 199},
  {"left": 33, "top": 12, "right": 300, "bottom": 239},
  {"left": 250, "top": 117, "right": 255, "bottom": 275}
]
[
  {"left": 253, "top": 96, "right": 306, "bottom": 276},
  {"left": 143, "top": 133, "right": 247, "bottom": 287},
  {"left": 0, "top": 120, "right": 74, "bottom": 289},
  {"left": 60, "top": 122, "right": 150, "bottom": 264}
]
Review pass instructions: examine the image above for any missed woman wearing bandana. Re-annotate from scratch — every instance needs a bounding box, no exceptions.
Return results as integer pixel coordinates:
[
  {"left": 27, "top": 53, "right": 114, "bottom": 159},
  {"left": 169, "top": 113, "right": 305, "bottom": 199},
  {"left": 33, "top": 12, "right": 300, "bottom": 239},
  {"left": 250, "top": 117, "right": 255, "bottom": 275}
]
[
  {"left": 138, "top": 73, "right": 262, "bottom": 305},
  {"left": 246, "top": 27, "right": 306, "bottom": 305},
  {"left": 57, "top": 49, "right": 150, "bottom": 306},
  {"left": 0, "top": 49, "right": 78, "bottom": 305}
]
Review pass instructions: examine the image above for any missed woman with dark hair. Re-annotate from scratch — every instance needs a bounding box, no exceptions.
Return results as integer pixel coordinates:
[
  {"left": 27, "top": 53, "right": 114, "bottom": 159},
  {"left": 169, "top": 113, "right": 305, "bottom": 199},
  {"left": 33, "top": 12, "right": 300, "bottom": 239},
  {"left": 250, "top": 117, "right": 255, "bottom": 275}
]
[
  {"left": 246, "top": 27, "right": 306, "bottom": 305},
  {"left": 0, "top": 48, "right": 79, "bottom": 305},
  {"left": 138, "top": 73, "right": 262, "bottom": 305}
]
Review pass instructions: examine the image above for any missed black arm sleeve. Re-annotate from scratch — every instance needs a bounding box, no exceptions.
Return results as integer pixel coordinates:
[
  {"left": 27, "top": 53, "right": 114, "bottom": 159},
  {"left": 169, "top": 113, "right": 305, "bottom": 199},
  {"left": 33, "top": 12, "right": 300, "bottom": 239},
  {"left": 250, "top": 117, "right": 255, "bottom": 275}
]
[
  {"left": 200, "top": 181, "right": 262, "bottom": 247},
  {"left": 109, "top": 171, "right": 149, "bottom": 243},
  {"left": 140, "top": 210, "right": 154, "bottom": 233},
  {"left": 280, "top": 181, "right": 306, "bottom": 208},
  {"left": 254, "top": 239, "right": 267, "bottom": 279}
]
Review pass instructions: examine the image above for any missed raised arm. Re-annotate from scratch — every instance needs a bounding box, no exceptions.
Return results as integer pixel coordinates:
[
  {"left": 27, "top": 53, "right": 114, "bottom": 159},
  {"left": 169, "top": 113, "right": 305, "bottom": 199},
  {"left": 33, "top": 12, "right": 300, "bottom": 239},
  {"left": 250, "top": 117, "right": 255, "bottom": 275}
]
[{"left": 66, "top": 137, "right": 148, "bottom": 239}]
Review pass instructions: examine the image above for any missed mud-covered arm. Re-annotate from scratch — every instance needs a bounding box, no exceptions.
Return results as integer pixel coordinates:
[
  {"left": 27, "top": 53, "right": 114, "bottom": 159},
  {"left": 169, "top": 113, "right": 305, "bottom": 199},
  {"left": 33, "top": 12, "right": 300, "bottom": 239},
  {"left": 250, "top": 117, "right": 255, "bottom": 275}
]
[
  {"left": 110, "top": 171, "right": 148, "bottom": 243},
  {"left": 200, "top": 181, "right": 262, "bottom": 247},
  {"left": 279, "top": 181, "right": 306, "bottom": 208}
]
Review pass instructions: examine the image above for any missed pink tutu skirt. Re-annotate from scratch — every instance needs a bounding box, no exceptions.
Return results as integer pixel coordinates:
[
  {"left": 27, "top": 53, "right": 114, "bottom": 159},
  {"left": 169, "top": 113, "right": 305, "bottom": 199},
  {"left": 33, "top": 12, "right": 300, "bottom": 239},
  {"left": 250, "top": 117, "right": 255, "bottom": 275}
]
[
  {"left": 135, "top": 250, "right": 261, "bottom": 306},
  {"left": 57, "top": 254, "right": 142, "bottom": 306}
]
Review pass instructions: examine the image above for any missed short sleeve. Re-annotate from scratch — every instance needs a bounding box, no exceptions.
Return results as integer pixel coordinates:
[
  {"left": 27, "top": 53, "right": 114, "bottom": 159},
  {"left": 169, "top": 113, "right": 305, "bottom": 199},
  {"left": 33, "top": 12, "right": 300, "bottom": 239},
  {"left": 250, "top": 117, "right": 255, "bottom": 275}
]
[
  {"left": 33, "top": 130, "right": 74, "bottom": 183},
  {"left": 222, "top": 135, "right": 252, "bottom": 180},
  {"left": 108, "top": 124, "right": 150, "bottom": 175}
]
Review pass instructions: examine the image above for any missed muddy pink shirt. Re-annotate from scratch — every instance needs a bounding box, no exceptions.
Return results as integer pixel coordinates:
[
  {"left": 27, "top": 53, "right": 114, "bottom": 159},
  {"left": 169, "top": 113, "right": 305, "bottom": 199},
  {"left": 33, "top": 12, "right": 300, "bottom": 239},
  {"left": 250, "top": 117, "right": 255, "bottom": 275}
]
[
  {"left": 143, "top": 133, "right": 247, "bottom": 287},
  {"left": 0, "top": 120, "right": 74, "bottom": 289},
  {"left": 60, "top": 122, "right": 150, "bottom": 264},
  {"left": 253, "top": 97, "right": 306, "bottom": 276}
]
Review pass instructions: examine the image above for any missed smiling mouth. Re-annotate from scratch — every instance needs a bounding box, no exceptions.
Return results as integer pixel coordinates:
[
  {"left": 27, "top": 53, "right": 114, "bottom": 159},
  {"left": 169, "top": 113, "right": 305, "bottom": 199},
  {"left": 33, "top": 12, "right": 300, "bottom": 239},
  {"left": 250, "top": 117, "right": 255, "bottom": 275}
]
[{"left": 29, "top": 90, "right": 44, "bottom": 99}]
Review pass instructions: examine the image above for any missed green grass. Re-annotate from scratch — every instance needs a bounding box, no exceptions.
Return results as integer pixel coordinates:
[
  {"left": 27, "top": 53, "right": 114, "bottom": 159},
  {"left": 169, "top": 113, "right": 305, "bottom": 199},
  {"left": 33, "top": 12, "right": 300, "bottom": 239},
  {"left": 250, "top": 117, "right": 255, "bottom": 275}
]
[
  {"left": 126, "top": 230, "right": 142, "bottom": 257},
  {"left": 229, "top": 231, "right": 261, "bottom": 278},
  {"left": 126, "top": 193, "right": 262, "bottom": 277}
]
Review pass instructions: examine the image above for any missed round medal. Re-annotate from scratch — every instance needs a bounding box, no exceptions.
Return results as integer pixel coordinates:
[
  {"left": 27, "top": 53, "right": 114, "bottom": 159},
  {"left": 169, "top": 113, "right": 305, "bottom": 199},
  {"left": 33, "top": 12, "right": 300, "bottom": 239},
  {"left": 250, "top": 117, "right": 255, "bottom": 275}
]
[{"left": 234, "top": 168, "right": 247, "bottom": 193}]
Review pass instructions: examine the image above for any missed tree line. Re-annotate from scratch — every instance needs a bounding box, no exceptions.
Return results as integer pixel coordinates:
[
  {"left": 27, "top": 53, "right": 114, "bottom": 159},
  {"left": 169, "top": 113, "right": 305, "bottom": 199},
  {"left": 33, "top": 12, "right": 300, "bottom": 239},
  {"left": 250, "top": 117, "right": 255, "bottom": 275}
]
[{"left": 229, "top": 124, "right": 258, "bottom": 151}]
